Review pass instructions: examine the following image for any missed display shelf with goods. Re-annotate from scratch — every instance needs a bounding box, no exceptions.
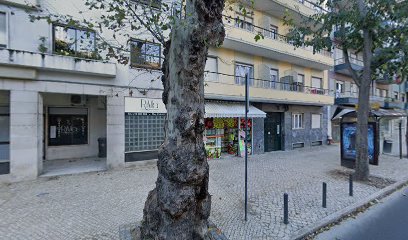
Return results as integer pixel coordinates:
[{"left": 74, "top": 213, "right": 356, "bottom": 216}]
[
  {"left": 205, "top": 117, "right": 241, "bottom": 158},
  {"left": 239, "top": 118, "right": 252, "bottom": 156},
  {"left": 204, "top": 117, "right": 255, "bottom": 158},
  {"left": 222, "top": 128, "right": 239, "bottom": 155},
  {"left": 204, "top": 128, "right": 223, "bottom": 159}
]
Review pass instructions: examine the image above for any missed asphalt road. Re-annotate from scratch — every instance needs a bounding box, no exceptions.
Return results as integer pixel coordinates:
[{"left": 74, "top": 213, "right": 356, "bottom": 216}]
[{"left": 316, "top": 186, "right": 408, "bottom": 240}]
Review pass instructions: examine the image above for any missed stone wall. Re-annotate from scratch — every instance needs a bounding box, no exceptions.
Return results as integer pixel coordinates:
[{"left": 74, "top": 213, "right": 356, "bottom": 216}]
[
  {"left": 252, "top": 117, "right": 264, "bottom": 154},
  {"left": 284, "top": 105, "right": 328, "bottom": 150}
]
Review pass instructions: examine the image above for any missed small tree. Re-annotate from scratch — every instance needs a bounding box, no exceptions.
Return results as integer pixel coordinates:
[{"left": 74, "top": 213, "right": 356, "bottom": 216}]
[
  {"left": 284, "top": 0, "right": 408, "bottom": 180},
  {"left": 31, "top": 0, "right": 226, "bottom": 238}
]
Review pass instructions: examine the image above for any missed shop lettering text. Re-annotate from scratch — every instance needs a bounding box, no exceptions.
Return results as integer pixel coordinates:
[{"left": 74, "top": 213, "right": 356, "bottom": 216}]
[{"left": 140, "top": 99, "right": 160, "bottom": 111}]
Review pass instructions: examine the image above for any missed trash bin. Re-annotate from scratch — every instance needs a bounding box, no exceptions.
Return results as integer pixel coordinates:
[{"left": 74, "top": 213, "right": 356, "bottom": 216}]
[
  {"left": 98, "top": 137, "right": 107, "bottom": 158},
  {"left": 383, "top": 140, "right": 393, "bottom": 154}
]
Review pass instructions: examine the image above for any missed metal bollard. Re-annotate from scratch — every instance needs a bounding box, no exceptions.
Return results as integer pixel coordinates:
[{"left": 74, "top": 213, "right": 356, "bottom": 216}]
[
  {"left": 322, "top": 182, "right": 327, "bottom": 208},
  {"left": 284, "top": 193, "right": 289, "bottom": 224},
  {"left": 349, "top": 175, "right": 353, "bottom": 197}
]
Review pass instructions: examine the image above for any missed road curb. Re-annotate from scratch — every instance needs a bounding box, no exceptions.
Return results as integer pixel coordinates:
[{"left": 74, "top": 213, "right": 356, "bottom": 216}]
[{"left": 291, "top": 176, "right": 408, "bottom": 240}]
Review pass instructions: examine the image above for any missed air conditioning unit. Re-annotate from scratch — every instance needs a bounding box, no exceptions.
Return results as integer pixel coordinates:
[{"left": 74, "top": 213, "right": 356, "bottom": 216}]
[
  {"left": 70, "top": 95, "right": 87, "bottom": 106},
  {"left": 280, "top": 75, "right": 294, "bottom": 91},
  {"left": 284, "top": 70, "right": 299, "bottom": 82}
]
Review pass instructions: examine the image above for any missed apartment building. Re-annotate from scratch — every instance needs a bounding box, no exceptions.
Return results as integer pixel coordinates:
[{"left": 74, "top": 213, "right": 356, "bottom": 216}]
[
  {"left": 330, "top": 48, "right": 407, "bottom": 155},
  {"left": 203, "top": 0, "right": 333, "bottom": 157},
  {"left": 0, "top": 0, "right": 336, "bottom": 182},
  {"left": 0, "top": 0, "right": 166, "bottom": 182}
]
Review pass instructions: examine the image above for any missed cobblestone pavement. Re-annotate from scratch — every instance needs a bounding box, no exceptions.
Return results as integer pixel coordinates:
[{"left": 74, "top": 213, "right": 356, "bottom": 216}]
[{"left": 1, "top": 145, "right": 408, "bottom": 240}]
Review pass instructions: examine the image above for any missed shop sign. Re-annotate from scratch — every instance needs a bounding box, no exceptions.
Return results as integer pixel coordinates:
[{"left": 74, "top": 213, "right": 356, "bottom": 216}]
[
  {"left": 125, "top": 97, "right": 167, "bottom": 115},
  {"left": 355, "top": 102, "right": 381, "bottom": 110}
]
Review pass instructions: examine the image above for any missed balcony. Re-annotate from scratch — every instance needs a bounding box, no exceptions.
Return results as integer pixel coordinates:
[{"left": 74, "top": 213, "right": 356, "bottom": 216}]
[
  {"left": 0, "top": 49, "right": 116, "bottom": 79},
  {"left": 376, "top": 74, "right": 402, "bottom": 85},
  {"left": 1, "top": 0, "right": 37, "bottom": 8},
  {"left": 223, "top": 24, "right": 333, "bottom": 70},
  {"left": 335, "top": 96, "right": 387, "bottom": 108},
  {"left": 334, "top": 57, "right": 364, "bottom": 76},
  {"left": 334, "top": 93, "right": 406, "bottom": 109},
  {"left": 384, "top": 100, "right": 406, "bottom": 109},
  {"left": 252, "top": 0, "right": 327, "bottom": 23},
  {"left": 204, "top": 78, "right": 333, "bottom": 106}
]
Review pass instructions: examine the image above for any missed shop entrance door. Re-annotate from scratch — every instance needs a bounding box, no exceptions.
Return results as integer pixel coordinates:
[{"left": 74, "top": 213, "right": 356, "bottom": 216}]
[{"left": 264, "top": 112, "right": 282, "bottom": 152}]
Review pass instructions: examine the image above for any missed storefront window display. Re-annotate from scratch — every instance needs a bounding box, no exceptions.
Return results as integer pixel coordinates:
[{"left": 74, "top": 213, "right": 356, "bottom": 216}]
[
  {"left": 239, "top": 118, "right": 252, "bottom": 156},
  {"left": 204, "top": 117, "right": 252, "bottom": 159}
]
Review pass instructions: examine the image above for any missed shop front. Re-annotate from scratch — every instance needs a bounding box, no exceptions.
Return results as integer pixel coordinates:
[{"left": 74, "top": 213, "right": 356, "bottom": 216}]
[
  {"left": 42, "top": 93, "right": 107, "bottom": 176},
  {"left": 124, "top": 97, "right": 166, "bottom": 162},
  {"left": 204, "top": 102, "right": 266, "bottom": 159},
  {"left": 0, "top": 91, "right": 9, "bottom": 175},
  {"left": 124, "top": 99, "right": 266, "bottom": 161}
]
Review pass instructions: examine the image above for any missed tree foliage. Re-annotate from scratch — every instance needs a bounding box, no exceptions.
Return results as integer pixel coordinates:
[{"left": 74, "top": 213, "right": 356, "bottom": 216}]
[
  {"left": 285, "top": 0, "right": 408, "bottom": 85},
  {"left": 284, "top": 0, "right": 408, "bottom": 180}
]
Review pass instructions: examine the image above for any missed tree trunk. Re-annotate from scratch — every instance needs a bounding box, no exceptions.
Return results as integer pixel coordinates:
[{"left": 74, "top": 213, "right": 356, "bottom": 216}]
[
  {"left": 140, "top": 1, "right": 225, "bottom": 239},
  {"left": 354, "top": 79, "right": 370, "bottom": 180}
]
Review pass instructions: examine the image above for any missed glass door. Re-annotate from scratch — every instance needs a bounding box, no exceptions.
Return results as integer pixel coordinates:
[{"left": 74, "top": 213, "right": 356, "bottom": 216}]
[{"left": 0, "top": 115, "right": 10, "bottom": 161}]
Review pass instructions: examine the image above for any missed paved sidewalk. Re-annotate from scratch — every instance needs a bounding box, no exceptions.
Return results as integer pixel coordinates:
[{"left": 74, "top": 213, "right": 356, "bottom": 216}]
[{"left": 0, "top": 145, "right": 407, "bottom": 240}]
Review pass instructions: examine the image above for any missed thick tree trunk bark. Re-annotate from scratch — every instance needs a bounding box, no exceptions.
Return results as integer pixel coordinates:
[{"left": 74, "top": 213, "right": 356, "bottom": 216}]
[
  {"left": 354, "top": 79, "right": 370, "bottom": 180},
  {"left": 140, "top": 1, "right": 225, "bottom": 239}
]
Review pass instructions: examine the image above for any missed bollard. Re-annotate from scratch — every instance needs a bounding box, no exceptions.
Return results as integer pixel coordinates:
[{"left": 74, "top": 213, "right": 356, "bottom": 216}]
[
  {"left": 349, "top": 174, "right": 353, "bottom": 197},
  {"left": 399, "top": 121, "right": 403, "bottom": 159},
  {"left": 322, "top": 182, "right": 327, "bottom": 208},
  {"left": 284, "top": 193, "right": 289, "bottom": 224}
]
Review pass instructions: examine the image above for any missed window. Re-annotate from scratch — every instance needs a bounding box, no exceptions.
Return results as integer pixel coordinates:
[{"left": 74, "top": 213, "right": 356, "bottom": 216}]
[
  {"left": 311, "top": 114, "right": 321, "bottom": 129},
  {"left": 235, "top": 63, "right": 254, "bottom": 86},
  {"left": 394, "top": 91, "right": 399, "bottom": 100},
  {"left": 53, "top": 25, "right": 96, "bottom": 59},
  {"left": 171, "top": 1, "right": 183, "bottom": 18},
  {"left": 291, "top": 74, "right": 304, "bottom": 92},
  {"left": 0, "top": 12, "right": 7, "bottom": 48},
  {"left": 131, "top": 0, "right": 161, "bottom": 9},
  {"left": 125, "top": 114, "right": 165, "bottom": 152},
  {"left": 380, "top": 89, "right": 388, "bottom": 98},
  {"left": 266, "top": 25, "right": 278, "bottom": 39},
  {"left": 336, "top": 81, "right": 344, "bottom": 93},
  {"left": 48, "top": 108, "right": 88, "bottom": 146},
  {"left": 311, "top": 77, "right": 324, "bottom": 95},
  {"left": 292, "top": 113, "right": 304, "bottom": 129},
  {"left": 297, "top": 74, "right": 305, "bottom": 85},
  {"left": 204, "top": 56, "right": 218, "bottom": 82},
  {"left": 130, "top": 39, "right": 161, "bottom": 69},
  {"left": 401, "top": 93, "right": 406, "bottom": 103},
  {"left": 311, "top": 77, "right": 322, "bottom": 89},
  {"left": 235, "top": 12, "right": 254, "bottom": 32},
  {"left": 351, "top": 83, "right": 358, "bottom": 94}
]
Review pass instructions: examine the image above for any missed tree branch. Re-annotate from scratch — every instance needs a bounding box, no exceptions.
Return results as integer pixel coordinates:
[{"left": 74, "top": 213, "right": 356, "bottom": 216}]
[
  {"left": 124, "top": 1, "right": 165, "bottom": 45},
  {"left": 342, "top": 46, "right": 361, "bottom": 87}
]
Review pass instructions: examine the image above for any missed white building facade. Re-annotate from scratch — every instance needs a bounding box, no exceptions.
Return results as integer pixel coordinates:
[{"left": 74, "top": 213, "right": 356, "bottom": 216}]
[{"left": 0, "top": 0, "right": 166, "bottom": 182}]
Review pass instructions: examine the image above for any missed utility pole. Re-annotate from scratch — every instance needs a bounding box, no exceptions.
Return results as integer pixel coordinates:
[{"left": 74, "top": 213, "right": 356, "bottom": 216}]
[{"left": 244, "top": 73, "right": 249, "bottom": 221}]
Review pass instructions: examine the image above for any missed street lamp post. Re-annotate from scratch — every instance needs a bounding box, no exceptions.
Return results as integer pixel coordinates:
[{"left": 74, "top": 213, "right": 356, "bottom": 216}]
[{"left": 244, "top": 73, "right": 249, "bottom": 221}]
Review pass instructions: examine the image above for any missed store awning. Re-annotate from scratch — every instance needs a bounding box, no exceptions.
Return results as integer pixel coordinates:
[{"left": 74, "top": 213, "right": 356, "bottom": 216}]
[
  {"left": 332, "top": 107, "right": 407, "bottom": 120},
  {"left": 205, "top": 102, "right": 266, "bottom": 118},
  {"left": 371, "top": 109, "right": 407, "bottom": 118},
  {"left": 332, "top": 107, "right": 355, "bottom": 120}
]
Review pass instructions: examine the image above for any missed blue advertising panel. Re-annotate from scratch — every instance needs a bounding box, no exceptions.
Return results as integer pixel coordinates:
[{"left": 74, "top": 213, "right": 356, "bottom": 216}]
[{"left": 341, "top": 122, "right": 376, "bottom": 165}]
